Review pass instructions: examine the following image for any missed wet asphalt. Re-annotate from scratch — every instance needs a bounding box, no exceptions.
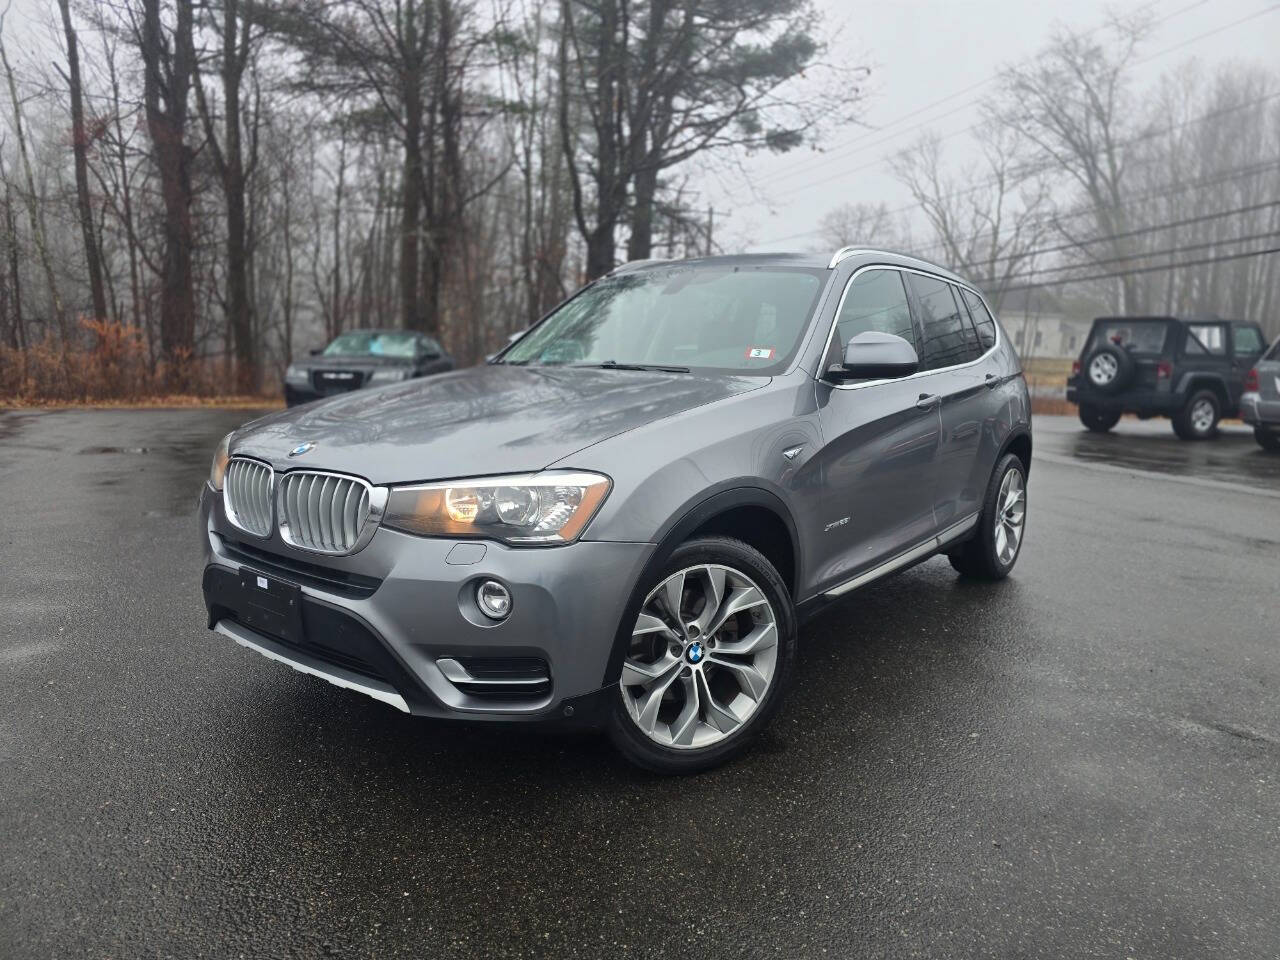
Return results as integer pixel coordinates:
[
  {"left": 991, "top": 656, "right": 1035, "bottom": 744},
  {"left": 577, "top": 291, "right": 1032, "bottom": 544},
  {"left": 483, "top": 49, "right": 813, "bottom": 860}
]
[{"left": 1, "top": 408, "right": 1277, "bottom": 959}]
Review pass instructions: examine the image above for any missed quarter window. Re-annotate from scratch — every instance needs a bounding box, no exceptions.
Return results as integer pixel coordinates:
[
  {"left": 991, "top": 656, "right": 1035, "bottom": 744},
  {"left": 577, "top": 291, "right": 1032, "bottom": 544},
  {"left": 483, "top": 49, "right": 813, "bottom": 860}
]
[
  {"left": 908, "top": 273, "right": 981, "bottom": 370},
  {"left": 959, "top": 288, "right": 998, "bottom": 352},
  {"left": 830, "top": 269, "right": 917, "bottom": 364},
  {"left": 1233, "top": 326, "right": 1264, "bottom": 356}
]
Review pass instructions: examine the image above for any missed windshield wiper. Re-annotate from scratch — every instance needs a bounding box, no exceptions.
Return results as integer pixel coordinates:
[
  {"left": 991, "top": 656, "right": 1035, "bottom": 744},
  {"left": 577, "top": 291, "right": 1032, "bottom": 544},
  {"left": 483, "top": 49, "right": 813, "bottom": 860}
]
[{"left": 576, "top": 360, "right": 691, "bottom": 373}]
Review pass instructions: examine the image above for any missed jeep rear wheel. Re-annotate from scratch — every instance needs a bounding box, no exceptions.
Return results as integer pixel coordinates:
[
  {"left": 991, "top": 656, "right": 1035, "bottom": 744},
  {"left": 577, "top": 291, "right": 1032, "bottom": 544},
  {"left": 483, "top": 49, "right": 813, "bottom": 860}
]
[
  {"left": 1173, "top": 389, "right": 1220, "bottom": 440},
  {"left": 1078, "top": 404, "right": 1121, "bottom": 433},
  {"left": 1256, "top": 427, "right": 1280, "bottom": 452}
]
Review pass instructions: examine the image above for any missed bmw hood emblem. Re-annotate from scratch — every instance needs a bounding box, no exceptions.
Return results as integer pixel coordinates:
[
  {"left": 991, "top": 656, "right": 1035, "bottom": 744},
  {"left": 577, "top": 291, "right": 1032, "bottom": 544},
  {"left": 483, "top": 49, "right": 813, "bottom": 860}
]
[
  {"left": 686, "top": 641, "right": 705, "bottom": 664},
  {"left": 288, "top": 441, "right": 316, "bottom": 458}
]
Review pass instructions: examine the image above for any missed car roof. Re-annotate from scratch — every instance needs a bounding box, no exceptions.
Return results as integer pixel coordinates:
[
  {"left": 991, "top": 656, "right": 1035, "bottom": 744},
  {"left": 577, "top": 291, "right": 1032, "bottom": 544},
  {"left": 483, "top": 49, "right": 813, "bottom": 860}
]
[
  {"left": 329, "top": 328, "right": 420, "bottom": 337},
  {"left": 609, "top": 248, "right": 973, "bottom": 286}
]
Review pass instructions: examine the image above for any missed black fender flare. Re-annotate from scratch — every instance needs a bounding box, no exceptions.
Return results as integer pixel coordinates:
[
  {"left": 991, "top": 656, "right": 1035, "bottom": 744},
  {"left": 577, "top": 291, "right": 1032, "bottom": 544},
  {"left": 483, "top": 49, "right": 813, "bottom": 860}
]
[
  {"left": 1175, "top": 372, "right": 1230, "bottom": 405},
  {"left": 996, "top": 424, "right": 1033, "bottom": 477},
  {"left": 598, "top": 483, "right": 801, "bottom": 687}
]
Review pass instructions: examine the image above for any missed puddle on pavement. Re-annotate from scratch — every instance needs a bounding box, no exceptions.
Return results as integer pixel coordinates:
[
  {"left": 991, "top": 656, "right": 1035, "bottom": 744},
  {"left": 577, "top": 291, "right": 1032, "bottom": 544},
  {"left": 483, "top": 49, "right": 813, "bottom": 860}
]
[{"left": 1067, "top": 430, "right": 1280, "bottom": 488}]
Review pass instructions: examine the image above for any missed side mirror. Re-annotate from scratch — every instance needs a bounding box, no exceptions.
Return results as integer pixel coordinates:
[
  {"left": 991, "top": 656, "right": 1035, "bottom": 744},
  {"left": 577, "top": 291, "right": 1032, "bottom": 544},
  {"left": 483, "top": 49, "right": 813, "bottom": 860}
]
[
  {"left": 309, "top": 347, "right": 323, "bottom": 356},
  {"left": 828, "top": 331, "right": 919, "bottom": 382}
]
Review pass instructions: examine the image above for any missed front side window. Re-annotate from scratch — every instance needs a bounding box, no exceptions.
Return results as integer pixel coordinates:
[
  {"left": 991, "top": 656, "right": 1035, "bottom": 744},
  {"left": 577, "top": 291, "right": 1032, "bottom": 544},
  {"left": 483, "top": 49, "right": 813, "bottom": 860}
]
[
  {"left": 908, "top": 273, "right": 981, "bottom": 370},
  {"left": 1233, "top": 326, "right": 1264, "bottom": 356},
  {"left": 959, "top": 288, "right": 998, "bottom": 351},
  {"left": 828, "top": 269, "right": 916, "bottom": 366},
  {"left": 500, "top": 264, "right": 825, "bottom": 374},
  {"left": 324, "top": 331, "right": 420, "bottom": 358}
]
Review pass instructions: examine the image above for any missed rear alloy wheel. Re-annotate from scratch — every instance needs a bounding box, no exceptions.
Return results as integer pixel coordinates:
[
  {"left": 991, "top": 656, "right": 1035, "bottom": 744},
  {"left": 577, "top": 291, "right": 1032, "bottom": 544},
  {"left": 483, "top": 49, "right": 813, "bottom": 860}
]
[
  {"left": 1173, "top": 389, "right": 1220, "bottom": 441},
  {"left": 1078, "top": 404, "right": 1121, "bottom": 433},
  {"left": 1256, "top": 427, "right": 1280, "bottom": 452},
  {"left": 608, "top": 537, "right": 795, "bottom": 773},
  {"left": 949, "top": 453, "right": 1028, "bottom": 581}
]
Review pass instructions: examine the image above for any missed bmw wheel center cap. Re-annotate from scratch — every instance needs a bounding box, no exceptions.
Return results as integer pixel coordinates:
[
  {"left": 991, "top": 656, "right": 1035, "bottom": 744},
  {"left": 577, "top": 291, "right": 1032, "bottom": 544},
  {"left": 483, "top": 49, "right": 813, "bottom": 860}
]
[{"left": 686, "top": 641, "right": 705, "bottom": 664}]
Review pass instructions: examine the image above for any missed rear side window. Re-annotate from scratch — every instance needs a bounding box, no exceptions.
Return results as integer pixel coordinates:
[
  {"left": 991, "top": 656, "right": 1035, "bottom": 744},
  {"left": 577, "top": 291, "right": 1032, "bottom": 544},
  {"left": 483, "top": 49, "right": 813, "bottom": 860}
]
[
  {"left": 1089, "top": 321, "right": 1168, "bottom": 355},
  {"left": 959, "top": 288, "right": 997, "bottom": 352},
  {"left": 1267, "top": 338, "right": 1280, "bottom": 361},
  {"left": 831, "top": 269, "right": 917, "bottom": 360},
  {"left": 907, "top": 273, "right": 981, "bottom": 370},
  {"left": 1233, "top": 326, "right": 1265, "bottom": 356},
  {"left": 1186, "top": 324, "right": 1226, "bottom": 356}
]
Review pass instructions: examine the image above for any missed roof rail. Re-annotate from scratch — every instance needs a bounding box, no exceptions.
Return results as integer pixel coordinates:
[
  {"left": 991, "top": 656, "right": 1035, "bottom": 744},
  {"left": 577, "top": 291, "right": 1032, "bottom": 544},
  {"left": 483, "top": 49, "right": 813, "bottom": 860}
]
[{"left": 828, "top": 247, "right": 872, "bottom": 269}]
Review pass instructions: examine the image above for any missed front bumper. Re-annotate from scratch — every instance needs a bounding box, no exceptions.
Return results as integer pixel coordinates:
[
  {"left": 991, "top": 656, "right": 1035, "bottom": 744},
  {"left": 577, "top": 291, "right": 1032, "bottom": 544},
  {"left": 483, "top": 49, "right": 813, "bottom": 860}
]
[
  {"left": 198, "top": 484, "right": 652, "bottom": 723},
  {"left": 1239, "top": 391, "right": 1280, "bottom": 428}
]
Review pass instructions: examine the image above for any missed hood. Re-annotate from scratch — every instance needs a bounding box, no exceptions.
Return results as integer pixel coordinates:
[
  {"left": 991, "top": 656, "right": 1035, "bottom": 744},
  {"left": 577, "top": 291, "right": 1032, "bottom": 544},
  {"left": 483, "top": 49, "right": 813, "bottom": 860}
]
[{"left": 233, "top": 364, "right": 766, "bottom": 484}]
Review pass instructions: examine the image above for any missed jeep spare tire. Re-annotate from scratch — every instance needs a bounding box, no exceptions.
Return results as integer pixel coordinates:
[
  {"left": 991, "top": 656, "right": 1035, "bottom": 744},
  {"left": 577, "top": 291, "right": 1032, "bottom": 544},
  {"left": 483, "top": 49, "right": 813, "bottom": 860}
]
[{"left": 1083, "top": 344, "right": 1134, "bottom": 394}]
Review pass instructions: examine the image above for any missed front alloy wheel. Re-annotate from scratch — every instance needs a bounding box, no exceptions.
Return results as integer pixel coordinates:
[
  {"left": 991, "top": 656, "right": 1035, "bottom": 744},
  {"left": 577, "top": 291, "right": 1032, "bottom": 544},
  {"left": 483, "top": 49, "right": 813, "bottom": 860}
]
[{"left": 608, "top": 537, "right": 796, "bottom": 773}]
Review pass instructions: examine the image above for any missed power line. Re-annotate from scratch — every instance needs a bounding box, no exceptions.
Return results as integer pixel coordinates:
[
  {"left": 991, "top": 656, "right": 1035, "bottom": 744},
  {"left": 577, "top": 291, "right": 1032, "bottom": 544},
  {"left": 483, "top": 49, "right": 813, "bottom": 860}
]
[
  {"left": 765, "top": 0, "right": 1271, "bottom": 188},
  {"left": 771, "top": 0, "right": 1210, "bottom": 183},
  {"left": 767, "top": 86, "right": 1280, "bottom": 208},
  {"left": 972, "top": 228, "right": 1279, "bottom": 283},
  {"left": 954, "top": 200, "right": 1280, "bottom": 273},
  {"left": 755, "top": 89, "right": 1280, "bottom": 246},
  {"left": 999, "top": 245, "right": 1280, "bottom": 293},
  {"left": 909, "top": 159, "right": 1280, "bottom": 259}
]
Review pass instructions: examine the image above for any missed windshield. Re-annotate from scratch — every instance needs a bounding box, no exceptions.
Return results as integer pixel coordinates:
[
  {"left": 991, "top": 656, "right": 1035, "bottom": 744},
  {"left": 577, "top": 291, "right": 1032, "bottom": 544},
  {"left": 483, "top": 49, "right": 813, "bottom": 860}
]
[
  {"left": 500, "top": 264, "right": 826, "bottom": 374},
  {"left": 323, "top": 331, "right": 418, "bottom": 358}
]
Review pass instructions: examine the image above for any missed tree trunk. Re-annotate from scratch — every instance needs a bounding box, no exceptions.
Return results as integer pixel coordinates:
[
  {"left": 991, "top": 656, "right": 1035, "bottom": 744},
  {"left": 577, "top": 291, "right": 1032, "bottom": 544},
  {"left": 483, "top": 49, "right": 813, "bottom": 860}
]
[
  {"left": 140, "top": 0, "right": 196, "bottom": 382},
  {"left": 57, "top": 0, "right": 108, "bottom": 327}
]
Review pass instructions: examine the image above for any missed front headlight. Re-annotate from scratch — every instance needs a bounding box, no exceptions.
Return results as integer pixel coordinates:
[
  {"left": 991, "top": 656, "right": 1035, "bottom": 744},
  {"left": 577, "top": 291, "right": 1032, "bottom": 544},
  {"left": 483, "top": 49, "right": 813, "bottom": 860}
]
[
  {"left": 209, "top": 432, "right": 232, "bottom": 490},
  {"left": 369, "top": 368, "right": 410, "bottom": 383},
  {"left": 382, "top": 471, "right": 611, "bottom": 545},
  {"left": 284, "top": 364, "right": 308, "bottom": 386}
]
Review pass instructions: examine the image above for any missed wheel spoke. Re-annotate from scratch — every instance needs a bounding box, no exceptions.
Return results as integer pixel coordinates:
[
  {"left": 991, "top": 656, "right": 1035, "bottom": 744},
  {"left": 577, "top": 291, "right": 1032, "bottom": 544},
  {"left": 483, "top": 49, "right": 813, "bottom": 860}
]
[
  {"left": 994, "top": 524, "right": 1008, "bottom": 561},
  {"left": 621, "top": 651, "right": 680, "bottom": 689},
  {"left": 707, "top": 585, "right": 769, "bottom": 635},
  {"left": 633, "top": 611, "right": 677, "bottom": 640},
  {"left": 708, "top": 654, "right": 770, "bottom": 700},
  {"left": 714, "top": 620, "right": 777, "bottom": 657},
  {"left": 631, "top": 663, "right": 682, "bottom": 734},
  {"left": 668, "top": 674, "right": 701, "bottom": 746},
  {"left": 695, "top": 670, "right": 740, "bottom": 734},
  {"left": 661, "top": 570, "right": 686, "bottom": 624},
  {"left": 692, "top": 566, "right": 727, "bottom": 634}
]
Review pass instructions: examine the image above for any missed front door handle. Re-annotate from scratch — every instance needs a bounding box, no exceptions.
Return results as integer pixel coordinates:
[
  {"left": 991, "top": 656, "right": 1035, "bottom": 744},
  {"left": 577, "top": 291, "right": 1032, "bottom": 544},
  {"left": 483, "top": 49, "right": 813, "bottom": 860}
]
[{"left": 916, "top": 393, "right": 941, "bottom": 410}]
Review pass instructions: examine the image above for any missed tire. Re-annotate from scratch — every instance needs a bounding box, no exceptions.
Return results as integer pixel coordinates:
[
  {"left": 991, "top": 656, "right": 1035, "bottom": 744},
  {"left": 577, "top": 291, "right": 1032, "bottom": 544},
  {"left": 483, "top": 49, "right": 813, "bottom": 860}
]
[
  {"left": 1082, "top": 344, "right": 1134, "bottom": 394},
  {"left": 607, "top": 535, "right": 797, "bottom": 774},
  {"left": 949, "top": 453, "right": 1028, "bottom": 581},
  {"left": 1256, "top": 427, "right": 1280, "bottom": 452},
  {"left": 1172, "top": 389, "right": 1220, "bottom": 440},
  {"left": 1078, "top": 404, "right": 1121, "bottom": 433}
]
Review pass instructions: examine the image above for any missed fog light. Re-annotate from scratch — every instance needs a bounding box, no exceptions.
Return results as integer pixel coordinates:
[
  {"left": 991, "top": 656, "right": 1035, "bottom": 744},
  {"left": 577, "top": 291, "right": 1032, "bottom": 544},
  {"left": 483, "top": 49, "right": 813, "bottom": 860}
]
[{"left": 476, "top": 579, "right": 512, "bottom": 620}]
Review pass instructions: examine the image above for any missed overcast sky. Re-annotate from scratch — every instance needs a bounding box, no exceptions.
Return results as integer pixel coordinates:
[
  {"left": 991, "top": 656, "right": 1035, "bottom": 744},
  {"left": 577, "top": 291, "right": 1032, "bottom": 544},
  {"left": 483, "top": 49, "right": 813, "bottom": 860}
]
[
  {"left": 3, "top": 0, "right": 1276, "bottom": 260},
  {"left": 711, "top": 0, "right": 1280, "bottom": 255}
]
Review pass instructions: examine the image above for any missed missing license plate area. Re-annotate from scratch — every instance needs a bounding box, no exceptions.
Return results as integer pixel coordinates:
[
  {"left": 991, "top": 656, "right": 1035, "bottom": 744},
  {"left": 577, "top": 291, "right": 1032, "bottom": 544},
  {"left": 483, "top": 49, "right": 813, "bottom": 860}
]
[{"left": 237, "top": 568, "right": 303, "bottom": 644}]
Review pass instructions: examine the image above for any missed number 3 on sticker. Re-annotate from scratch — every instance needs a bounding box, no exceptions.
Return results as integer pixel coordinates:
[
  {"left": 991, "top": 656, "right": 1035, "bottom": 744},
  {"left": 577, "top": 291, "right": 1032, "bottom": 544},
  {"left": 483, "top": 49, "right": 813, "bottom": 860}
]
[{"left": 746, "top": 347, "right": 775, "bottom": 360}]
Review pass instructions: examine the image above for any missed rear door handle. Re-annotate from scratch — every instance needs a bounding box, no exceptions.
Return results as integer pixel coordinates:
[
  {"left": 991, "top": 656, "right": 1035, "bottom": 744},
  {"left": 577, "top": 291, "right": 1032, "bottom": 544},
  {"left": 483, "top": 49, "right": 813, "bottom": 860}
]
[
  {"left": 916, "top": 393, "right": 941, "bottom": 410},
  {"left": 985, "top": 373, "right": 1000, "bottom": 389}
]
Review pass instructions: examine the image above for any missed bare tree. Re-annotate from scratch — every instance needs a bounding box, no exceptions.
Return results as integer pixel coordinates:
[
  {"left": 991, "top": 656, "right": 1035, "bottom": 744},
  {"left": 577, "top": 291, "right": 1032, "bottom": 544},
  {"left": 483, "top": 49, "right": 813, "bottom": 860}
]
[{"left": 891, "top": 125, "right": 1050, "bottom": 312}]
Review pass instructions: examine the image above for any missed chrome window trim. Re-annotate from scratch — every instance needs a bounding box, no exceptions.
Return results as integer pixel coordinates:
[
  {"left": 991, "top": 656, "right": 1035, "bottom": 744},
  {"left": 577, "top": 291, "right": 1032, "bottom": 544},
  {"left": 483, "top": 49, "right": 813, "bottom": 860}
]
[
  {"left": 222, "top": 456, "right": 275, "bottom": 539},
  {"left": 276, "top": 467, "right": 388, "bottom": 556},
  {"left": 828, "top": 246, "right": 876, "bottom": 269},
  {"left": 816, "top": 263, "right": 1003, "bottom": 391}
]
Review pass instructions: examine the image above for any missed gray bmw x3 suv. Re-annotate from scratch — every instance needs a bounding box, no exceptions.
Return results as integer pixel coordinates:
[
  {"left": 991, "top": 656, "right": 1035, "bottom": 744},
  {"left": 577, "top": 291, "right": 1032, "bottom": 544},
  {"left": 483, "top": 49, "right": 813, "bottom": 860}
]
[{"left": 200, "top": 248, "right": 1032, "bottom": 772}]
